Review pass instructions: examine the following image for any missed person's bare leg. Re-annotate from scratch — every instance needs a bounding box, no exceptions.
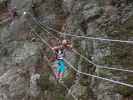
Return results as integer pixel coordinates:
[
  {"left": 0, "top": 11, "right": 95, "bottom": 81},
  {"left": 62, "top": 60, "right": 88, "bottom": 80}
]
[
  {"left": 56, "top": 72, "right": 60, "bottom": 79},
  {"left": 60, "top": 73, "right": 64, "bottom": 79}
]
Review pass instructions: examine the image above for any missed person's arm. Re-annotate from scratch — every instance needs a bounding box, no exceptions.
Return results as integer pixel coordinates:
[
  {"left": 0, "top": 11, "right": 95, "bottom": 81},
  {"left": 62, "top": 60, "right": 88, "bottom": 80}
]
[
  {"left": 67, "top": 44, "right": 73, "bottom": 48},
  {"left": 51, "top": 45, "right": 62, "bottom": 51}
]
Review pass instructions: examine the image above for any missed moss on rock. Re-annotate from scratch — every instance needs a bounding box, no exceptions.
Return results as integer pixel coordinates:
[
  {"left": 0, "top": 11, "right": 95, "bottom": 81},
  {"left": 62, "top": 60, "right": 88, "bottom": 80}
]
[
  {"left": 38, "top": 72, "right": 54, "bottom": 91},
  {"left": 116, "top": 76, "right": 133, "bottom": 96}
]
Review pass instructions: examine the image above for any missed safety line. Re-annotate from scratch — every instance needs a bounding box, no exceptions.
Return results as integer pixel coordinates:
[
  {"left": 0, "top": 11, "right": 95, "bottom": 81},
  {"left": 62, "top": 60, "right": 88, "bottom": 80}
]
[
  {"left": 30, "top": 26, "right": 133, "bottom": 88},
  {"left": 28, "top": 13, "right": 133, "bottom": 44},
  {"left": 34, "top": 19, "right": 133, "bottom": 73},
  {"left": 40, "top": 22, "right": 133, "bottom": 44}
]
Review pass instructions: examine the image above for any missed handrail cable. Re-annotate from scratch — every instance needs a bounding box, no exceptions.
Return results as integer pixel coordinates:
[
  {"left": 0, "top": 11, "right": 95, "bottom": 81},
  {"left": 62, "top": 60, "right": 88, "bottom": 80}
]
[
  {"left": 42, "top": 23, "right": 133, "bottom": 44},
  {"left": 28, "top": 13, "right": 133, "bottom": 44},
  {"left": 30, "top": 26, "right": 133, "bottom": 88}
]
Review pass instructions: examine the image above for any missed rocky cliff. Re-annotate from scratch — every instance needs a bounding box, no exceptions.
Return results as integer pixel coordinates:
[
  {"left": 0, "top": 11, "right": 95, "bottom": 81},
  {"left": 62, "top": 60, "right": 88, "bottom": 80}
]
[{"left": 0, "top": 0, "right": 133, "bottom": 100}]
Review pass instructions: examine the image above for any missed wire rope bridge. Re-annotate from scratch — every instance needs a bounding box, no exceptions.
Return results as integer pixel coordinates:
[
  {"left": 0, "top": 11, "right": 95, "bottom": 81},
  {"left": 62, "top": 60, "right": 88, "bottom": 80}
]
[{"left": 26, "top": 12, "right": 133, "bottom": 89}]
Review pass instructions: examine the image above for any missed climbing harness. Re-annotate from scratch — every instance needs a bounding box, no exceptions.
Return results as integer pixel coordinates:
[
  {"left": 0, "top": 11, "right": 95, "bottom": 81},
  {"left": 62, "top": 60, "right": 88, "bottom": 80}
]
[{"left": 55, "top": 48, "right": 65, "bottom": 60}]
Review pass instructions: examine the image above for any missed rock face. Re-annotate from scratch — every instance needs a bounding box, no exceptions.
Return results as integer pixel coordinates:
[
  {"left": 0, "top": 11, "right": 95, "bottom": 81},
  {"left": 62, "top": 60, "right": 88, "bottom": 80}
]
[
  {"left": 0, "top": 1, "right": 43, "bottom": 99},
  {"left": 61, "top": 0, "right": 133, "bottom": 100},
  {"left": 0, "top": 41, "right": 42, "bottom": 100},
  {"left": 0, "top": 0, "right": 133, "bottom": 100}
]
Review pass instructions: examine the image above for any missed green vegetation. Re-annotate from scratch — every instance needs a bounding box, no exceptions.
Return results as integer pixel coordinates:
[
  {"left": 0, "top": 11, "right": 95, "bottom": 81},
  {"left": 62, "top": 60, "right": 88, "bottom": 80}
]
[
  {"left": 116, "top": 76, "right": 133, "bottom": 96},
  {"left": 97, "top": 16, "right": 133, "bottom": 97},
  {"left": 79, "top": 78, "right": 89, "bottom": 86},
  {"left": 63, "top": 70, "right": 75, "bottom": 86},
  {"left": 112, "top": 17, "right": 133, "bottom": 37},
  {"left": 97, "top": 69, "right": 112, "bottom": 77},
  {"left": 103, "top": 55, "right": 114, "bottom": 65},
  {"left": 54, "top": 95, "right": 65, "bottom": 100},
  {"left": 47, "top": 50, "right": 54, "bottom": 58}
]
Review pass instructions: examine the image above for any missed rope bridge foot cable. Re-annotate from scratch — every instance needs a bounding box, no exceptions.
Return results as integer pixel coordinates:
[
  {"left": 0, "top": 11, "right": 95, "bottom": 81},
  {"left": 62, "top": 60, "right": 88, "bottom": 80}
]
[
  {"left": 30, "top": 25, "right": 133, "bottom": 88},
  {"left": 72, "top": 49, "right": 133, "bottom": 73},
  {"left": 64, "top": 59, "right": 133, "bottom": 88}
]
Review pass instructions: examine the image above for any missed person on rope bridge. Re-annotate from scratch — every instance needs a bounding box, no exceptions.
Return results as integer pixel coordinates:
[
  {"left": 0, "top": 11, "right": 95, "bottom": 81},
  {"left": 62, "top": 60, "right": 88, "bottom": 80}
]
[{"left": 51, "top": 39, "right": 72, "bottom": 82}]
